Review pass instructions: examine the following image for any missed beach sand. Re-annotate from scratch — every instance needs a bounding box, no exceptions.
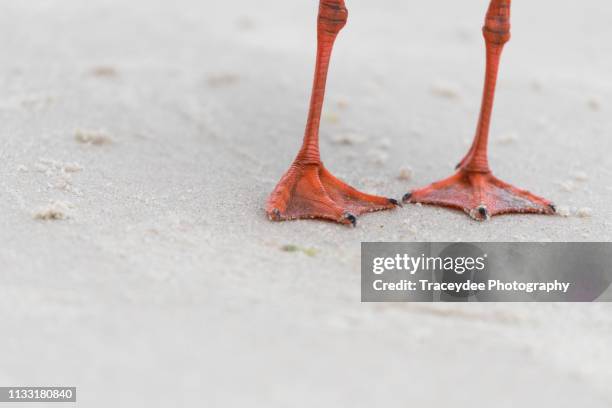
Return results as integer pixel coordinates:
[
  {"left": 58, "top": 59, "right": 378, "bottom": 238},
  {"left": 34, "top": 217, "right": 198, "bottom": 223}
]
[{"left": 1, "top": 0, "right": 611, "bottom": 406}]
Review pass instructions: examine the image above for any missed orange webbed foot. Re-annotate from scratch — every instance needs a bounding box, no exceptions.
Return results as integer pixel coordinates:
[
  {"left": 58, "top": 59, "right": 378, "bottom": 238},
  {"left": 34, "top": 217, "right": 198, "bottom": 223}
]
[
  {"left": 266, "top": 163, "right": 399, "bottom": 226},
  {"left": 403, "top": 170, "right": 556, "bottom": 221}
]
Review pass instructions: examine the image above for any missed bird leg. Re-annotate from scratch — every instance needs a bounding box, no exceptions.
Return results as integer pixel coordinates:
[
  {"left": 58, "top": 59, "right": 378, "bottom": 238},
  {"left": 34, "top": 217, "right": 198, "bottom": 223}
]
[
  {"left": 266, "top": 0, "right": 399, "bottom": 226},
  {"left": 404, "top": 0, "right": 555, "bottom": 221}
]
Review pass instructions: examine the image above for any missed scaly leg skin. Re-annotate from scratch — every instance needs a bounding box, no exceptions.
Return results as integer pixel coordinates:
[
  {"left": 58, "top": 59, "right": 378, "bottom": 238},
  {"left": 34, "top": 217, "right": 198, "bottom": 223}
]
[
  {"left": 266, "top": 0, "right": 398, "bottom": 227},
  {"left": 403, "top": 0, "right": 555, "bottom": 221}
]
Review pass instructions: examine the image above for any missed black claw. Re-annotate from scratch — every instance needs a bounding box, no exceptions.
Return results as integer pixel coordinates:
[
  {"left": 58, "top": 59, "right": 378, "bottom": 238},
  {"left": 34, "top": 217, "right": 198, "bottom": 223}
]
[
  {"left": 549, "top": 204, "right": 557, "bottom": 214},
  {"left": 402, "top": 193, "right": 413, "bottom": 203},
  {"left": 345, "top": 213, "right": 357, "bottom": 227},
  {"left": 388, "top": 198, "right": 402, "bottom": 207},
  {"left": 271, "top": 208, "right": 281, "bottom": 220},
  {"left": 469, "top": 205, "right": 491, "bottom": 221}
]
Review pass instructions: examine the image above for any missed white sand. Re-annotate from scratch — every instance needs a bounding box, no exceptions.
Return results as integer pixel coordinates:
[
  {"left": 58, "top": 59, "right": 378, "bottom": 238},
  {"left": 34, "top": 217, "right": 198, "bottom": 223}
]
[{"left": 1, "top": 0, "right": 612, "bottom": 406}]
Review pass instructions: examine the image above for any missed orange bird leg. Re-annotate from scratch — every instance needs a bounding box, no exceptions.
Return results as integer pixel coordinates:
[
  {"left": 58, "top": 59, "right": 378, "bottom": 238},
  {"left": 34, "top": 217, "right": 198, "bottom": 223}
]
[
  {"left": 404, "top": 0, "right": 555, "bottom": 221},
  {"left": 266, "top": 0, "right": 399, "bottom": 226}
]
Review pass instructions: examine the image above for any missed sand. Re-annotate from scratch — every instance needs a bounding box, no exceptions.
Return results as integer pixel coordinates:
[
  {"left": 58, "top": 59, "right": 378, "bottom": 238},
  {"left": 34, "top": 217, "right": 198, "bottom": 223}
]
[{"left": 1, "top": 0, "right": 611, "bottom": 406}]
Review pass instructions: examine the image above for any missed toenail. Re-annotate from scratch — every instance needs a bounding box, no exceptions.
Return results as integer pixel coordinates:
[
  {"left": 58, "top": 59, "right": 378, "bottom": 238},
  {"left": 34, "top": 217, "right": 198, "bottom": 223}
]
[
  {"left": 388, "top": 198, "right": 401, "bottom": 207},
  {"left": 344, "top": 213, "right": 357, "bottom": 227},
  {"left": 470, "top": 205, "right": 490, "bottom": 221},
  {"left": 402, "top": 193, "right": 413, "bottom": 203}
]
